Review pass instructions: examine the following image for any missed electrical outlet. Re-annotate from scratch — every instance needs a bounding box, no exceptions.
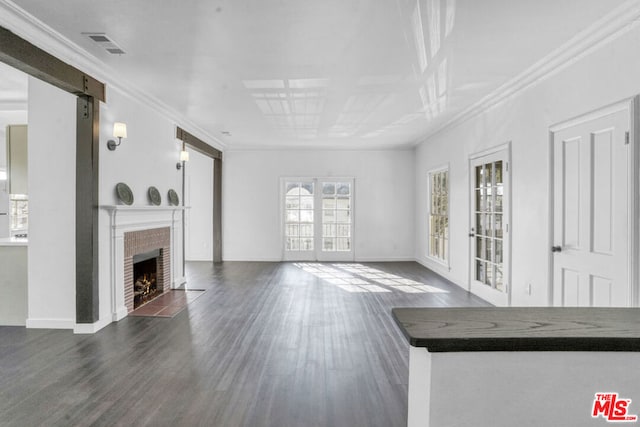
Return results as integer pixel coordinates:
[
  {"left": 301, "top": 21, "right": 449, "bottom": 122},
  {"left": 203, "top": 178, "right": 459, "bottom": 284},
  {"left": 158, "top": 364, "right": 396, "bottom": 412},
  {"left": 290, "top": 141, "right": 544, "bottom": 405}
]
[{"left": 526, "top": 283, "right": 532, "bottom": 296}]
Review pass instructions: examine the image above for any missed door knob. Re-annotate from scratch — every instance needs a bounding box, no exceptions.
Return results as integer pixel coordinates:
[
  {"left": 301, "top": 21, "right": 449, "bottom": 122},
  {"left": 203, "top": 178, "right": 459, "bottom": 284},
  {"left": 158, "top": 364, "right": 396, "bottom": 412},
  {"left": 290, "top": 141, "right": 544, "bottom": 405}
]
[{"left": 551, "top": 246, "right": 562, "bottom": 253}]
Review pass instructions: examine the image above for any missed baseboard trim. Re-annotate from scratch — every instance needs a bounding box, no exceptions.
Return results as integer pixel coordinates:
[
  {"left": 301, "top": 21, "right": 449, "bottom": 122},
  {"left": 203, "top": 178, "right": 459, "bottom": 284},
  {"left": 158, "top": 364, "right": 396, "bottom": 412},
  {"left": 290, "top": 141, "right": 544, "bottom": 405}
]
[
  {"left": 113, "top": 308, "right": 128, "bottom": 322},
  {"left": 74, "top": 317, "right": 112, "bottom": 334},
  {"left": 222, "top": 257, "right": 416, "bottom": 263},
  {"left": 173, "top": 276, "right": 187, "bottom": 287},
  {"left": 26, "top": 318, "right": 75, "bottom": 330},
  {"left": 415, "top": 258, "right": 467, "bottom": 292},
  {"left": 0, "top": 319, "right": 26, "bottom": 327},
  {"left": 416, "top": 257, "right": 451, "bottom": 276}
]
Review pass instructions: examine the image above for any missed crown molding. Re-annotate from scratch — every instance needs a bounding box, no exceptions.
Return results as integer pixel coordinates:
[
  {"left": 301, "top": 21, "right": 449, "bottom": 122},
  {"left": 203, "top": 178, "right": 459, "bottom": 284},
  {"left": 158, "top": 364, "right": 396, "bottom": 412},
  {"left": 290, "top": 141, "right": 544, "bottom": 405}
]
[
  {"left": 0, "top": 0, "right": 226, "bottom": 151},
  {"left": 225, "top": 144, "right": 415, "bottom": 152},
  {"left": 226, "top": 143, "right": 413, "bottom": 152},
  {"left": 414, "top": 0, "right": 640, "bottom": 146}
]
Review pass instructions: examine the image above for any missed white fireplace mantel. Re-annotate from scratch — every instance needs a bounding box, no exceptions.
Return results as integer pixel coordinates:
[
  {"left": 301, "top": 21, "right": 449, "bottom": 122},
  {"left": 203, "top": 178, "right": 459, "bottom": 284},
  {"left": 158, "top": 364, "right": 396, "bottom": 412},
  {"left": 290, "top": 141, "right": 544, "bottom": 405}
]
[
  {"left": 101, "top": 205, "right": 189, "bottom": 321},
  {"left": 102, "top": 205, "right": 189, "bottom": 211},
  {"left": 102, "top": 204, "right": 189, "bottom": 232}
]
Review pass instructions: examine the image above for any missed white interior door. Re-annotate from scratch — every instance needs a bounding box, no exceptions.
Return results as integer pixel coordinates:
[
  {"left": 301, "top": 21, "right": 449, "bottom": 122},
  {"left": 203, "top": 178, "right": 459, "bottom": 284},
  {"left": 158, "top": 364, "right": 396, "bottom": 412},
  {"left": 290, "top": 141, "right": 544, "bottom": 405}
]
[
  {"left": 469, "top": 147, "right": 510, "bottom": 306},
  {"left": 552, "top": 103, "right": 631, "bottom": 307},
  {"left": 282, "top": 178, "right": 354, "bottom": 261}
]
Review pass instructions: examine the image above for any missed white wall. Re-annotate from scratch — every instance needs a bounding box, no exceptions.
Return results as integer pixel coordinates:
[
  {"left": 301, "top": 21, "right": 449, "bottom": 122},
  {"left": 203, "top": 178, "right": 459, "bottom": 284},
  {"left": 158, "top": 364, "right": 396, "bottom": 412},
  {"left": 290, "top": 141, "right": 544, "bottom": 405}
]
[
  {"left": 99, "top": 88, "right": 183, "bottom": 207},
  {"left": 185, "top": 149, "right": 213, "bottom": 261},
  {"left": 27, "top": 77, "right": 76, "bottom": 328},
  {"left": 223, "top": 150, "right": 415, "bottom": 261},
  {"left": 98, "top": 85, "right": 185, "bottom": 326},
  {"left": 415, "top": 27, "right": 640, "bottom": 306}
]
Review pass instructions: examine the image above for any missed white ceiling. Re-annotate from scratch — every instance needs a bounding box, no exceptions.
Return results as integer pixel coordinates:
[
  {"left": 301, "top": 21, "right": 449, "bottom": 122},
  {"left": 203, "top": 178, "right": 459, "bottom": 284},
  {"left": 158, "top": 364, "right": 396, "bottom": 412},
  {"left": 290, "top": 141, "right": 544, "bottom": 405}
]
[{"left": 3, "top": 0, "right": 633, "bottom": 149}]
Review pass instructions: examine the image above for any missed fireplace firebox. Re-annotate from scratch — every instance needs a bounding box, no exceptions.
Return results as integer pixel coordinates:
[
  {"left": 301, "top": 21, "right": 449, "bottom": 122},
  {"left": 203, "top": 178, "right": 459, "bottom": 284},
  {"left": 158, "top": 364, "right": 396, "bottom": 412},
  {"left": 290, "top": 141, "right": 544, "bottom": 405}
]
[
  {"left": 123, "top": 227, "right": 171, "bottom": 313},
  {"left": 132, "top": 249, "right": 160, "bottom": 309}
]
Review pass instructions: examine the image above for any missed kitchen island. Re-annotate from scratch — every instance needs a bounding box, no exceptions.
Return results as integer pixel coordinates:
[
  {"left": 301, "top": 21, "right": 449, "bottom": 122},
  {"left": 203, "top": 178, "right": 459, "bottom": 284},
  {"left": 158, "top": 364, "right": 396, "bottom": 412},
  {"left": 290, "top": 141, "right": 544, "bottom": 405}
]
[
  {"left": 393, "top": 307, "right": 640, "bottom": 427},
  {"left": 0, "top": 237, "right": 27, "bottom": 325}
]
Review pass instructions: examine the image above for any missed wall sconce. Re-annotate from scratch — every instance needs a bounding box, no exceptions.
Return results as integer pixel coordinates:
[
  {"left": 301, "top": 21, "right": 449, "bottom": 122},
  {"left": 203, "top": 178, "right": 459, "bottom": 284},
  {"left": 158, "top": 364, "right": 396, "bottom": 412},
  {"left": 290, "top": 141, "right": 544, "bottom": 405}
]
[
  {"left": 176, "top": 150, "right": 189, "bottom": 170},
  {"left": 107, "top": 122, "right": 127, "bottom": 151}
]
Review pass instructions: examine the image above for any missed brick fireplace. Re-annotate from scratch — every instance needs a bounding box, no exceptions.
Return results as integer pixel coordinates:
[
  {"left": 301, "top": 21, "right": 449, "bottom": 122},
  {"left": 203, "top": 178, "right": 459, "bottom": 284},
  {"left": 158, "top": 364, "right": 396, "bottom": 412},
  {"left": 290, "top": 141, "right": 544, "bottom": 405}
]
[
  {"left": 103, "top": 205, "right": 184, "bottom": 322},
  {"left": 123, "top": 227, "right": 171, "bottom": 312}
]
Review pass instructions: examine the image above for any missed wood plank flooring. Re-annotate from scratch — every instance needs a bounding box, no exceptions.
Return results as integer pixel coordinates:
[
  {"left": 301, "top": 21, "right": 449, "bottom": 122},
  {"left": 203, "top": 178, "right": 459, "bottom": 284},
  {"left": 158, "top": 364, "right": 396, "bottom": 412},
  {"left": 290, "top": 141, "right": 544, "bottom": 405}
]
[{"left": 0, "top": 262, "right": 490, "bottom": 426}]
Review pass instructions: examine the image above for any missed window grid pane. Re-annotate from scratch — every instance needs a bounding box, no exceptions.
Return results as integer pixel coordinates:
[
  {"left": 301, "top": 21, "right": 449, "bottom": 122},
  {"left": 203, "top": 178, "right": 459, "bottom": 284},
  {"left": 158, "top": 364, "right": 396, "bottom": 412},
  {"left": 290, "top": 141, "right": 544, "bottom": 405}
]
[
  {"left": 285, "top": 182, "right": 314, "bottom": 252},
  {"left": 474, "top": 161, "right": 504, "bottom": 291},
  {"left": 322, "top": 182, "right": 351, "bottom": 252},
  {"left": 429, "top": 170, "right": 449, "bottom": 262}
]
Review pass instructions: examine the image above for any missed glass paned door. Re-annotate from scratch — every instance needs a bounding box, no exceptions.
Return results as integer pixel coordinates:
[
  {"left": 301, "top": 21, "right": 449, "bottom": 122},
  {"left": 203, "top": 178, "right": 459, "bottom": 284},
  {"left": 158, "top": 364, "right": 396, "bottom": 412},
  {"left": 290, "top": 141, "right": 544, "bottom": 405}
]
[
  {"left": 470, "top": 148, "right": 510, "bottom": 306},
  {"left": 322, "top": 182, "right": 351, "bottom": 252},
  {"left": 318, "top": 179, "right": 353, "bottom": 261},
  {"left": 284, "top": 181, "right": 315, "bottom": 259},
  {"left": 283, "top": 178, "right": 354, "bottom": 261}
]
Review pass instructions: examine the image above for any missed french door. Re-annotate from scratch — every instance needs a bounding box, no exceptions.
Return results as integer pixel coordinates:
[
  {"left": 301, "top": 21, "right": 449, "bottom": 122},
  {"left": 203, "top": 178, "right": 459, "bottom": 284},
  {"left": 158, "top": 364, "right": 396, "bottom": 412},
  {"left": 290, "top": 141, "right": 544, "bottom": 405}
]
[
  {"left": 282, "top": 177, "right": 354, "bottom": 261},
  {"left": 469, "top": 146, "right": 510, "bottom": 306}
]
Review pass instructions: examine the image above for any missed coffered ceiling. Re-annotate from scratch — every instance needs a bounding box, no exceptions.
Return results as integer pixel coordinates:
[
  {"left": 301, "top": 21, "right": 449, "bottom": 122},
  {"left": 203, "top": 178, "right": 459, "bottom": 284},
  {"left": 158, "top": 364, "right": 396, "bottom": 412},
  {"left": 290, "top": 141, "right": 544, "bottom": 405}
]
[{"left": 1, "top": 0, "right": 636, "bottom": 149}]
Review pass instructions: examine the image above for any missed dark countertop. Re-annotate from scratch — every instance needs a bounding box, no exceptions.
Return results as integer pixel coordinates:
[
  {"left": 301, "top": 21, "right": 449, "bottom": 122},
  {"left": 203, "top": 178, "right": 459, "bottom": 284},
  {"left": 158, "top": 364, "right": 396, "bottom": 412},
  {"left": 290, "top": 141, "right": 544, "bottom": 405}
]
[{"left": 392, "top": 307, "right": 640, "bottom": 352}]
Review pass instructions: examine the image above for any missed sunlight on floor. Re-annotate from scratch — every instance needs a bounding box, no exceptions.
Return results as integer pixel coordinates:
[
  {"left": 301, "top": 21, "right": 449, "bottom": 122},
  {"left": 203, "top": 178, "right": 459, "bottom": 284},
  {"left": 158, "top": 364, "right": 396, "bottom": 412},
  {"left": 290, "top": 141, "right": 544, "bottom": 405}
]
[{"left": 293, "top": 263, "right": 449, "bottom": 294}]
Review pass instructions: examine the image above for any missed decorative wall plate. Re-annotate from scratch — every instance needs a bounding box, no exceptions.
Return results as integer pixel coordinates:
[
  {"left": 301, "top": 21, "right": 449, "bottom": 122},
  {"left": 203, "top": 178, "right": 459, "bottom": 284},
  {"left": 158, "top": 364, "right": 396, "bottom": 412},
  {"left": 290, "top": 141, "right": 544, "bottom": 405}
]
[
  {"left": 148, "top": 186, "right": 161, "bottom": 206},
  {"left": 116, "top": 182, "right": 134, "bottom": 205},
  {"left": 168, "top": 189, "right": 179, "bottom": 206}
]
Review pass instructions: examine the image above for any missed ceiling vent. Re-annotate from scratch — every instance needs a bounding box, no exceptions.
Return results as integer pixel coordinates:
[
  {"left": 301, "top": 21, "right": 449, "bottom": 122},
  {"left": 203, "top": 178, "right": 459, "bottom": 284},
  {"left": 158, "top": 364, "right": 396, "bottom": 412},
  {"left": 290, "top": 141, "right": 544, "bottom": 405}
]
[{"left": 83, "top": 33, "right": 126, "bottom": 55}]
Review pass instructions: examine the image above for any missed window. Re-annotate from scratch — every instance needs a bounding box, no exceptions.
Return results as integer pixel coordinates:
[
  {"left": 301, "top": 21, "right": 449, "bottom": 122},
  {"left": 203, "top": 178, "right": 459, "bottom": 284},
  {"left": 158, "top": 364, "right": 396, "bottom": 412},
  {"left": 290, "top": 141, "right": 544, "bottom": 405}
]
[{"left": 428, "top": 168, "right": 449, "bottom": 263}]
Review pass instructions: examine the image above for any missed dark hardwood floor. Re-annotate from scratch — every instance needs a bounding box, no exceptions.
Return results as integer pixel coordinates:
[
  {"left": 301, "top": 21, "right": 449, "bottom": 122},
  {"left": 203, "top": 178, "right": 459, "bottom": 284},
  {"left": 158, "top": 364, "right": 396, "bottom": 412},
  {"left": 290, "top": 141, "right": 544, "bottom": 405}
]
[{"left": 0, "top": 262, "right": 489, "bottom": 427}]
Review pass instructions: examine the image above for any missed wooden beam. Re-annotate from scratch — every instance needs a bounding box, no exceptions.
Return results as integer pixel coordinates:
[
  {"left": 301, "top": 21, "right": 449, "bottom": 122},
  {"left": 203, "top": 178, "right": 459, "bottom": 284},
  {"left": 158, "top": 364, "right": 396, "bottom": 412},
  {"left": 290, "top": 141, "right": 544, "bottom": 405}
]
[
  {"left": 176, "top": 126, "right": 223, "bottom": 263},
  {"left": 213, "top": 158, "right": 222, "bottom": 262},
  {"left": 176, "top": 127, "right": 221, "bottom": 159},
  {"left": 0, "top": 26, "right": 105, "bottom": 101},
  {"left": 76, "top": 95, "right": 100, "bottom": 323}
]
